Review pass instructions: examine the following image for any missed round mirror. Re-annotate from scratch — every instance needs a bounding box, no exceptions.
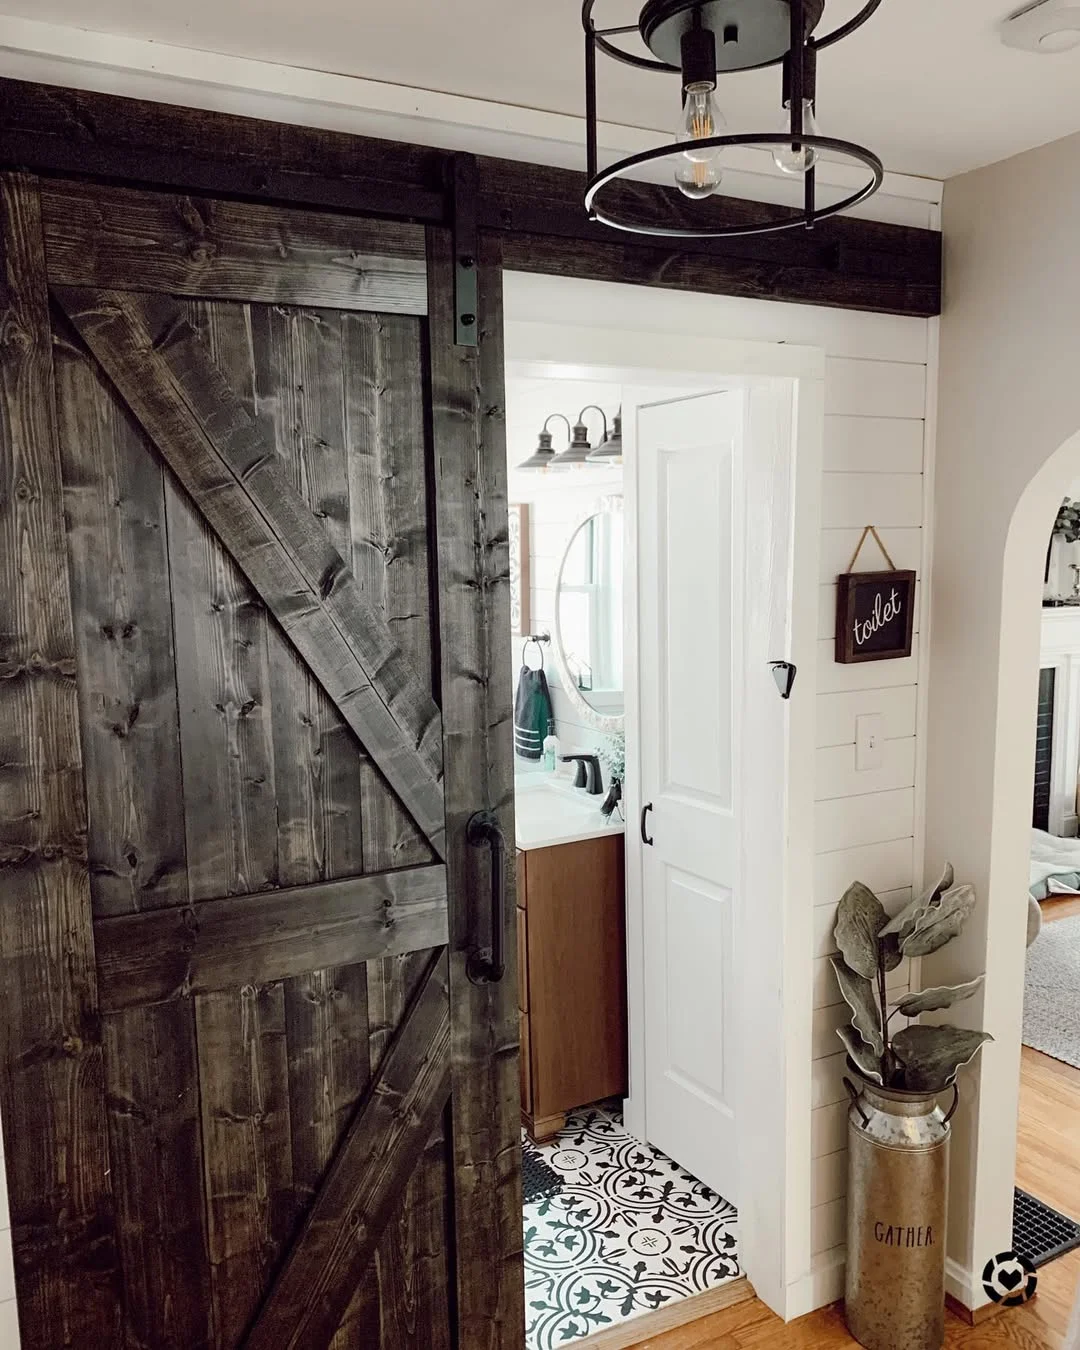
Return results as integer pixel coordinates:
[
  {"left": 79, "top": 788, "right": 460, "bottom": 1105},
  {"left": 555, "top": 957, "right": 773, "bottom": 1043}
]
[{"left": 552, "top": 497, "right": 624, "bottom": 732}]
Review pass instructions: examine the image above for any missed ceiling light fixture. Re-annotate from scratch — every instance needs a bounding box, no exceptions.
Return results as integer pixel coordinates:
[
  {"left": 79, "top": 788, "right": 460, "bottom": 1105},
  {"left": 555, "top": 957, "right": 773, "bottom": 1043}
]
[{"left": 581, "top": 0, "right": 885, "bottom": 238}]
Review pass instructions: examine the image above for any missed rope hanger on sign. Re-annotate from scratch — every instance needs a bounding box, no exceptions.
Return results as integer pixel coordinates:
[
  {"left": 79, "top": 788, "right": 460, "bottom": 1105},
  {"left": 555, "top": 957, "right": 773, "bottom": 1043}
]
[{"left": 846, "top": 524, "right": 897, "bottom": 574}]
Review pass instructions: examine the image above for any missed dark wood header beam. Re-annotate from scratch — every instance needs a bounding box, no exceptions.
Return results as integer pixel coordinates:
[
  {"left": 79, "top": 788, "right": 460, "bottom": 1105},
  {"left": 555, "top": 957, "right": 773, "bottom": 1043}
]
[{"left": 0, "top": 76, "right": 941, "bottom": 316}]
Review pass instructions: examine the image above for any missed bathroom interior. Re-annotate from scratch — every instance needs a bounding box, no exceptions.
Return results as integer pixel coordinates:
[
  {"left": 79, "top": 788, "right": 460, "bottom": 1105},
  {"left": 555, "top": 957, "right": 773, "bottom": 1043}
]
[{"left": 506, "top": 368, "right": 742, "bottom": 1350}]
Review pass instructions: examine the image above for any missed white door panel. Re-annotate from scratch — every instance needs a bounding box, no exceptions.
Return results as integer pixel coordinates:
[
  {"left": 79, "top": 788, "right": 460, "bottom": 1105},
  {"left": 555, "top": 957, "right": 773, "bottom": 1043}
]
[
  {"left": 662, "top": 871, "right": 733, "bottom": 1107},
  {"left": 657, "top": 441, "right": 733, "bottom": 807}
]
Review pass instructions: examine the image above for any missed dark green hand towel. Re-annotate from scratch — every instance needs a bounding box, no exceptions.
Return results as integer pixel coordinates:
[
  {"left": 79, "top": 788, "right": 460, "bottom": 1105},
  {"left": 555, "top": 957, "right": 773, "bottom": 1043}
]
[{"left": 514, "top": 666, "right": 554, "bottom": 761}]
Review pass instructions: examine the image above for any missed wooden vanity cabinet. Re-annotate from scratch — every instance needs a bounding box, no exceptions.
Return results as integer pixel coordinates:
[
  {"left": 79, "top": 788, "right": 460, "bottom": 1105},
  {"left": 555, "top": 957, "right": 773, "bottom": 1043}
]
[{"left": 516, "top": 834, "right": 627, "bottom": 1143}]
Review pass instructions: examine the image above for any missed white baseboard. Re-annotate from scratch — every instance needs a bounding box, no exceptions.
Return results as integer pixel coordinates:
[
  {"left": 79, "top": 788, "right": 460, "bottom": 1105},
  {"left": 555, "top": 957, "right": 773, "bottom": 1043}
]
[
  {"left": 945, "top": 1257, "right": 989, "bottom": 1315},
  {"left": 784, "top": 1250, "right": 988, "bottom": 1324},
  {"left": 785, "top": 1245, "right": 846, "bottom": 1321}
]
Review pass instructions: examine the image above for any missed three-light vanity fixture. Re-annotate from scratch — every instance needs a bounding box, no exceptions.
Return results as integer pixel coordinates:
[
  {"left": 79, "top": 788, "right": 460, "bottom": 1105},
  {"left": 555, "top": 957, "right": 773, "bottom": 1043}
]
[{"left": 518, "top": 407, "right": 623, "bottom": 471}]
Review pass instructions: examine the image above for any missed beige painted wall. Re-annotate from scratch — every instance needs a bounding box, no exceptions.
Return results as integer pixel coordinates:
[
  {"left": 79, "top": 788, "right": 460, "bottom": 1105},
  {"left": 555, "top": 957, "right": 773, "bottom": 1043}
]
[{"left": 929, "top": 128, "right": 1080, "bottom": 1304}]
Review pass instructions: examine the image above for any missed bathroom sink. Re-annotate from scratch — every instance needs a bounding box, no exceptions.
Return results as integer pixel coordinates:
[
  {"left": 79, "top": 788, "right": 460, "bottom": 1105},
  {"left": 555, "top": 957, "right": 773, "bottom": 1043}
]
[{"left": 513, "top": 774, "right": 623, "bottom": 851}]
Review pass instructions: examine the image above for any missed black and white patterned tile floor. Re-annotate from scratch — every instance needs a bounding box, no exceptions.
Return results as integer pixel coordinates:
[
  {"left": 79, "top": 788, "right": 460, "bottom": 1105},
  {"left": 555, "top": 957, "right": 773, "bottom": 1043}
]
[{"left": 522, "top": 1106, "right": 740, "bottom": 1350}]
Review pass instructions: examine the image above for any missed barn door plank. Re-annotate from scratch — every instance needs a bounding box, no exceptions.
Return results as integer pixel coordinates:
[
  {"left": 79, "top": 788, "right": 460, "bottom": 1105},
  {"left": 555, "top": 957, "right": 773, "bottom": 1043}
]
[
  {"left": 53, "top": 286, "right": 447, "bottom": 856},
  {"left": 249, "top": 301, "right": 368, "bottom": 885},
  {"left": 284, "top": 963, "right": 371, "bottom": 1218},
  {"left": 165, "top": 449, "right": 281, "bottom": 901},
  {"left": 40, "top": 180, "right": 428, "bottom": 313},
  {"left": 197, "top": 981, "right": 296, "bottom": 1348},
  {"left": 427, "top": 228, "right": 524, "bottom": 1344},
  {"left": 51, "top": 318, "right": 190, "bottom": 917},
  {"left": 103, "top": 1000, "right": 213, "bottom": 1349},
  {"left": 341, "top": 311, "right": 436, "bottom": 874},
  {"left": 166, "top": 298, "right": 282, "bottom": 902},
  {"left": 0, "top": 171, "right": 121, "bottom": 1345},
  {"left": 242, "top": 947, "right": 451, "bottom": 1350}
]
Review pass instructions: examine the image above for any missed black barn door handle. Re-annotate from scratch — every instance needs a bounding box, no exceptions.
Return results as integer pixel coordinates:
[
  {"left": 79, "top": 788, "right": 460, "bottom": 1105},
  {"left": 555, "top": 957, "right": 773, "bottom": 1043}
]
[
  {"left": 640, "top": 802, "right": 654, "bottom": 846},
  {"left": 466, "top": 810, "right": 506, "bottom": 984}
]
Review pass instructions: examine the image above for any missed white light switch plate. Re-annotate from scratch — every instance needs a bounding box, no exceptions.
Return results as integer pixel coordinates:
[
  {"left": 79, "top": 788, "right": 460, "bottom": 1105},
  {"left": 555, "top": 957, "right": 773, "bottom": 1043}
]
[{"left": 856, "top": 713, "right": 885, "bottom": 771}]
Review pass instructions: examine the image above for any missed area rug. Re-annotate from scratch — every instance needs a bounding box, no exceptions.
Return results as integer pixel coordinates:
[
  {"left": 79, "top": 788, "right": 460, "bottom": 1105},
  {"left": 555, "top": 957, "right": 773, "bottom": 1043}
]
[{"left": 1023, "top": 914, "right": 1080, "bottom": 1069}]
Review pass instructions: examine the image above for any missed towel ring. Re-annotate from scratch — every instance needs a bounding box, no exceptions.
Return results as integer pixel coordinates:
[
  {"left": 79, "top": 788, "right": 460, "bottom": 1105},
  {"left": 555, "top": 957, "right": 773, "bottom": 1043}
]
[{"left": 523, "top": 635, "right": 549, "bottom": 671}]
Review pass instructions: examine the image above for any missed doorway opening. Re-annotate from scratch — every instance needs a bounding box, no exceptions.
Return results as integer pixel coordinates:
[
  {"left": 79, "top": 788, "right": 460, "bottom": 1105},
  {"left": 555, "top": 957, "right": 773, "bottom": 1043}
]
[
  {"left": 502, "top": 271, "right": 823, "bottom": 1346},
  {"left": 1013, "top": 488, "right": 1080, "bottom": 1288}
]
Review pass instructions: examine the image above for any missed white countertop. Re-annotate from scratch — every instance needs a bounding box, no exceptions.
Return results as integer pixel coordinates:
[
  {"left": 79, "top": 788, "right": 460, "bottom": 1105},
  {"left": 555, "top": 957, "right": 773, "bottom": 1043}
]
[{"left": 514, "top": 775, "right": 626, "bottom": 851}]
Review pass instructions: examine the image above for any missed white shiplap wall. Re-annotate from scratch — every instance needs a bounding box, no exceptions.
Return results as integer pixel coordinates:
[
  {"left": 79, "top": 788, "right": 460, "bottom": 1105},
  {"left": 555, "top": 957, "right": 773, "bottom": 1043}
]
[
  {"left": 505, "top": 268, "right": 937, "bottom": 1312},
  {"left": 808, "top": 362, "right": 932, "bottom": 1291}
]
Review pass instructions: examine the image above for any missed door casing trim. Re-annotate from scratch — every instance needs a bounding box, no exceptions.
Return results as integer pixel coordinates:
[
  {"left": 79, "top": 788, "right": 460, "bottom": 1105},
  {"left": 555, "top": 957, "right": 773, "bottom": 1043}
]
[{"left": 504, "top": 309, "right": 825, "bottom": 1320}]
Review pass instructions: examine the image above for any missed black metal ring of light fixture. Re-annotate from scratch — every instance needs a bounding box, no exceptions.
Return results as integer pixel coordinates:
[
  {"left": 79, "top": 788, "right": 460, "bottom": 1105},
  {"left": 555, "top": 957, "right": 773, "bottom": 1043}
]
[
  {"left": 583, "top": 0, "right": 882, "bottom": 71},
  {"left": 584, "top": 134, "right": 883, "bottom": 238},
  {"left": 581, "top": 0, "right": 885, "bottom": 238}
]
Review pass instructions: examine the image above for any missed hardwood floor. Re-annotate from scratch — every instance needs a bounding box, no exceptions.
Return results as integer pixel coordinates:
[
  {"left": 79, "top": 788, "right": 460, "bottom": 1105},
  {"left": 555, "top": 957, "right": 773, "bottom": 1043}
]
[{"left": 630, "top": 899, "right": 1080, "bottom": 1348}]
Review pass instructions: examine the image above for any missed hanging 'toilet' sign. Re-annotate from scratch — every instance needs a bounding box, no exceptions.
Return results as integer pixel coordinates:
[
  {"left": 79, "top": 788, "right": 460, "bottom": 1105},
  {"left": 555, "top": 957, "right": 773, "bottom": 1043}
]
[{"left": 835, "top": 525, "right": 916, "bottom": 664}]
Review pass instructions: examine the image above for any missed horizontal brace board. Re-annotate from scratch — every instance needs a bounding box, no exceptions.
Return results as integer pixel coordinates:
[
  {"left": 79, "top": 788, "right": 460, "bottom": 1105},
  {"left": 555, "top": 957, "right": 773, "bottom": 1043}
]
[
  {"left": 41, "top": 180, "right": 428, "bottom": 312},
  {"left": 95, "top": 864, "right": 448, "bottom": 1011},
  {"left": 0, "top": 78, "right": 941, "bottom": 318}
]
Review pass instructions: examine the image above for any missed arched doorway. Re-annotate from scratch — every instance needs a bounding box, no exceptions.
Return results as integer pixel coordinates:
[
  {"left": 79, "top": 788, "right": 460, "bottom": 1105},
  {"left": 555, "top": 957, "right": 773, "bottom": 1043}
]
[{"left": 934, "top": 427, "right": 1080, "bottom": 1311}]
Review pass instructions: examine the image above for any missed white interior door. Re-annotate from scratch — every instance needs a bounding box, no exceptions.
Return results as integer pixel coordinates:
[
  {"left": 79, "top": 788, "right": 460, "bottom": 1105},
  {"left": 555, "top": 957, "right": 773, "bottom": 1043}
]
[{"left": 637, "top": 390, "right": 744, "bottom": 1205}]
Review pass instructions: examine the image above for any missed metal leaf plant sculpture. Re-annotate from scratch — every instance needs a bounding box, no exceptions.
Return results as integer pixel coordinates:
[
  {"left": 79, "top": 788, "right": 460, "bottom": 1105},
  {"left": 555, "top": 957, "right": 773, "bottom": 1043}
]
[{"left": 831, "top": 865, "right": 993, "bottom": 1091}]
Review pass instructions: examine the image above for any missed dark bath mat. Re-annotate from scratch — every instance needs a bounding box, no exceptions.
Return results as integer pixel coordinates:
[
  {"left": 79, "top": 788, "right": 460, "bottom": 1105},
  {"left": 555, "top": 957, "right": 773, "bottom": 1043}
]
[
  {"left": 1013, "top": 1186, "right": 1080, "bottom": 1269},
  {"left": 522, "top": 1146, "right": 564, "bottom": 1206}
]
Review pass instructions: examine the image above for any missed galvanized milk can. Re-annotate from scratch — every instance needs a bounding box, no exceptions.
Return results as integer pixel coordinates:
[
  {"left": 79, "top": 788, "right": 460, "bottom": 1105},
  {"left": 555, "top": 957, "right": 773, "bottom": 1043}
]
[{"left": 844, "top": 1066, "right": 957, "bottom": 1350}]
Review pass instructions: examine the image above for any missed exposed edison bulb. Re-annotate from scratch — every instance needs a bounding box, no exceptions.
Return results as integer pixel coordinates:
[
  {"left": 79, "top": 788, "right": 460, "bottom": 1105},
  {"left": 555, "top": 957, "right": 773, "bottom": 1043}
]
[
  {"left": 772, "top": 98, "right": 818, "bottom": 175},
  {"left": 675, "top": 82, "right": 723, "bottom": 200}
]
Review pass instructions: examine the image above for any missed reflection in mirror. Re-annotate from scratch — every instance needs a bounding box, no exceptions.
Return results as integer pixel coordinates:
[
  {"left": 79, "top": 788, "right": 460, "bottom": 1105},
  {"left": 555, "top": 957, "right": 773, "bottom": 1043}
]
[{"left": 554, "top": 499, "right": 624, "bottom": 730}]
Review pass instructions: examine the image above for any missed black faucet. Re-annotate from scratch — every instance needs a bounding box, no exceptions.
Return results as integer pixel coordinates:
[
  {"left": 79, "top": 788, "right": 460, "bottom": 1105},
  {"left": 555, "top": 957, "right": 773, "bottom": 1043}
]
[{"left": 561, "top": 753, "right": 603, "bottom": 795}]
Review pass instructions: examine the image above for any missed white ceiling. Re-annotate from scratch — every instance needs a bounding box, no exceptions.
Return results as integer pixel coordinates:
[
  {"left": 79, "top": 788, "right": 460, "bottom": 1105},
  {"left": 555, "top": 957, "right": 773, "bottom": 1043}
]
[{"left": 7, "top": 0, "right": 1080, "bottom": 179}]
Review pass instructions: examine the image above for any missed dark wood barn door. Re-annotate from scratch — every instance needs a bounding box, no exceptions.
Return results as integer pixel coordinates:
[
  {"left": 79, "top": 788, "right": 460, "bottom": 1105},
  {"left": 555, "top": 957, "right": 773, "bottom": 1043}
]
[{"left": 0, "top": 171, "right": 521, "bottom": 1348}]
